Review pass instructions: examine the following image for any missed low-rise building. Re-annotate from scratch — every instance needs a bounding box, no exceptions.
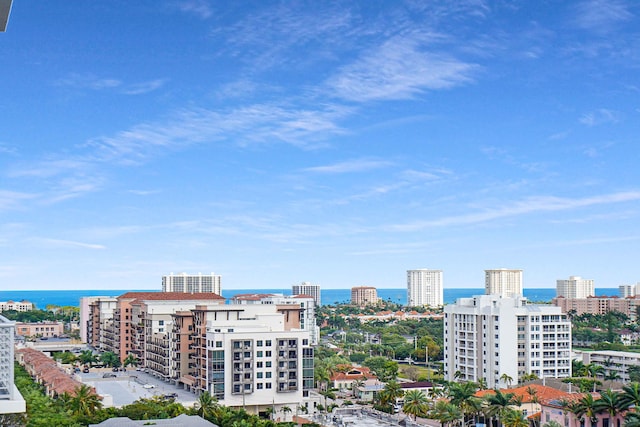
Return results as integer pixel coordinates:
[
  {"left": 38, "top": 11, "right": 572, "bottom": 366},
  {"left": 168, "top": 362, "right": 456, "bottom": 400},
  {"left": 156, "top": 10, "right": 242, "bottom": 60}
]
[
  {"left": 575, "top": 349, "right": 640, "bottom": 383},
  {"left": 0, "top": 300, "right": 33, "bottom": 312},
  {"left": 15, "top": 321, "right": 64, "bottom": 338},
  {"left": 552, "top": 295, "right": 637, "bottom": 318},
  {"left": 330, "top": 366, "right": 376, "bottom": 391}
]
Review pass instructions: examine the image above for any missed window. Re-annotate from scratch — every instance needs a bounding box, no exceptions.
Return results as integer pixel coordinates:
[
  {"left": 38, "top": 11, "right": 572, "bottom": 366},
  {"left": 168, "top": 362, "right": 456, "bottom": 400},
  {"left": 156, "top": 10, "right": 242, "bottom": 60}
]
[
  {"left": 257, "top": 340, "right": 263, "bottom": 347},
  {"left": 266, "top": 340, "right": 272, "bottom": 346},
  {"left": 216, "top": 341, "right": 223, "bottom": 348},
  {"left": 266, "top": 351, "right": 272, "bottom": 357},
  {"left": 266, "top": 361, "right": 272, "bottom": 368},
  {"left": 257, "top": 362, "right": 263, "bottom": 368},
  {"left": 257, "top": 372, "right": 263, "bottom": 379},
  {"left": 266, "top": 372, "right": 272, "bottom": 378},
  {"left": 266, "top": 383, "right": 272, "bottom": 389},
  {"left": 257, "top": 383, "right": 263, "bottom": 389},
  {"left": 257, "top": 351, "right": 263, "bottom": 357}
]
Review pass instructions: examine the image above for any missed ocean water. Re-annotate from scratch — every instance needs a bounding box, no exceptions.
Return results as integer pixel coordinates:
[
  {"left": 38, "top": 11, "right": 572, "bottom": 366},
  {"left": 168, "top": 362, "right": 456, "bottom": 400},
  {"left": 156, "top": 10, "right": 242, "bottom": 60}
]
[{"left": 0, "top": 287, "right": 620, "bottom": 309}]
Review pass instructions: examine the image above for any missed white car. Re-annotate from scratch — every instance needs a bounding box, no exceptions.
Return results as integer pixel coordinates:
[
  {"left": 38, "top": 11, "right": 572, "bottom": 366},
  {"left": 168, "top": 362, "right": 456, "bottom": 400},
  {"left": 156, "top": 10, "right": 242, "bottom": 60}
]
[{"left": 143, "top": 384, "right": 156, "bottom": 389}]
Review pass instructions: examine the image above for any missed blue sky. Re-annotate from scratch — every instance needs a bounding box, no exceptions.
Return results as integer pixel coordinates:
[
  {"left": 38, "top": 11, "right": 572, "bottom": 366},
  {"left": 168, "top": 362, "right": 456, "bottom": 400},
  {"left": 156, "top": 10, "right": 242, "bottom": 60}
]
[{"left": 1, "top": 1, "right": 639, "bottom": 291}]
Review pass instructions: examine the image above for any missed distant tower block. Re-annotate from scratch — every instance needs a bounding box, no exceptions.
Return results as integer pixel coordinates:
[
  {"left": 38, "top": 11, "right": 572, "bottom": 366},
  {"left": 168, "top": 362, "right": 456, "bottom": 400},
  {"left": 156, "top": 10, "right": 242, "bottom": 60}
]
[
  {"left": 485, "top": 269, "right": 523, "bottom": 298},
  {"left": 292, "top": 282, "right": 320, "bottom": 307},
  {"left": 407, "top": 269, "right": 443, "bottom": 307},
  {"left": 162, "top": 272, "right": 221, "bottom": 295}
]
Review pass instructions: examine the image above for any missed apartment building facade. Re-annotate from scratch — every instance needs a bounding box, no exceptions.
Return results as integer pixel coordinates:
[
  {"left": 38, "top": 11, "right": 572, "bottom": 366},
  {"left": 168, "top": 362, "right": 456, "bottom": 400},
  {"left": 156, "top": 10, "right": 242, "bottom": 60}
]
[
  {"left": 230, "top": 293, "right": 319, "bottom": 345},
  {"left": 407, "top": 269, "right": 443, "bottom": 307},
  {"left": 351, "top": 286, "right": 379, "bottom": 307},
  {"left": 170, "top": 303, "right": 314, "bottom": 415},
  {"left": 575, "top": 349, "right": 640, "bottom": 383},
  {"left": 556, "top": 276, "right": 594, "bottom": 299},
  {"left": 485, "top": 269, "right": 523, "bottom": 298},
  {"left": 0, "top": 300, "right": 33, "bottom": 312},
  {"left": 0, "top": 314, "right": 26, "bottom": 416},
  {"left": 552, "top": 295, "right": 637, "bottom": 318},
  {"left": 162, "top": 272, "right": 222, "bottom": 295},
  {"left": 292, "top": 282, "right": 320, "bottom": 307},
  {"left": 444, "top": 295, "right": 571, "bottom": 388},
  {"left": 15, "top": 321, "right": 64, "bottom": 338}
]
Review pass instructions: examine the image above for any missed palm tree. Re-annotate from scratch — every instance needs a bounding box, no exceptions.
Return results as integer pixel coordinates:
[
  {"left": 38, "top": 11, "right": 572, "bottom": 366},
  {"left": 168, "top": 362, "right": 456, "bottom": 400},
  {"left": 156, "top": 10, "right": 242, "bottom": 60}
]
[
  {"left": 319, "top": 389, "right": 336, "bottom": 413},
  {"left": 594, "top": 389, "right": 621, "bottom": 426},
  {"left": 78, "top": 350, "right": 98, "bottom": 367},
  {"left": 431, "top": 400, "right": 463, "bottom": 427},
  {"left": 502, "top": 408, "right": 529, "bottom": 427},
  {"left": 403, "top": 390, "right": 428, "bottom": 421},
  {"left": 379, "top": 380, "right": 404, "bottom": 409},
  {"left": 625, "top": 412, "right": 640, "bottom": 427},
  {"left": 619, "top": 383, "right": 640, "bottom": 412},
  {"left": 123, "top": 353, "right": 138, "bottom": 368},
  {"left": 449, "top": 381, "right": 481, "bottom": 426},
  {"left": 69, "top": 384, "right": 102, "bottom": 417},
  {"left": 573, "top": 360, "right": 588, "bottom": 377},
  {"left": 587, "top": 364, "right": 605, "bottom": 379},
  {"left": 99, "top": 351, "right": 120, "bottom": 368},
  {"left": 570, "top": 393, "right": 599, "bottom": 427},
  {"left": 500, "top": 373, "right": 514, "bottom": 388},
  {"left": 195, "top": 391, "right": 218, "bottom": 420},
  {"left": 485, "top": 389, "right": 519, "bottom": 427},
  {"left": 281, "top": 406, "right": 292, "bottom": 421}
]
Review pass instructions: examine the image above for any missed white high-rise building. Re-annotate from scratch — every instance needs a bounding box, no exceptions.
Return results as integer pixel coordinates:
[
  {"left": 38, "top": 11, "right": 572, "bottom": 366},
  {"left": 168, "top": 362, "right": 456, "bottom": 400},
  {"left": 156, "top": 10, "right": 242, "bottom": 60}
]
[
  {"left": 485, "top": 269, "right": 523, "bottom": 297},
  {"left": 444, "top": 295, "right": 571, "bottom": 388},
  {"left": 556, "top": 276, "right": 594, "bottom": 299},
  {"left": 407, "top": 269, "right": 443, "bottom": 307},
  {"left": 162, "top": 272, "right": 221, "bottom": 295},
  {"left": 292, "top": 282, "right": 320, "bottom": 307},
  {"left": 619, "top": 283, "right": 640, "bottom": 298},
  {"left": 0, "top": 314, "right": 26, "bottom": 416}
]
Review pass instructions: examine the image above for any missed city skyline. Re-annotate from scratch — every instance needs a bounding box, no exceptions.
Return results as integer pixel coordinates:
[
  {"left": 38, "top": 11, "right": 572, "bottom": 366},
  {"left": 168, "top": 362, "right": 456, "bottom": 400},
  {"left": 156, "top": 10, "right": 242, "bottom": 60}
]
[{"left": 2, "top": 2, "right": 640, "bottom": 290}]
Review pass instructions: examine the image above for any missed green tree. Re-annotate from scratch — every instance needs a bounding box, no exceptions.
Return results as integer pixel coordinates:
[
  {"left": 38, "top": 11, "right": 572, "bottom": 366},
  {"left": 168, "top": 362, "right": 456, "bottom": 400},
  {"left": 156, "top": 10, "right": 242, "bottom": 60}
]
[
  {"left": 123, "top": 353, "right": 138, "bottom": 368},
  {"left": 485, "top": 389, "right": 519, "bottom": 427},
  {"left": 403, "top": 390, "right": 428, "bottom": 420},
  {"left": 502, "top": 409, "right": 529, "bottom": 427},
  {"left": 619, "top": 382, "right": 640, "bottom": 412},
  {"left": 363, "top": 356, "right": 398, "bottom": 382},
  {"left": 99, "top": 351, "right": 120, "bottom": 368},
  {"left": 594, "top": 389, "right": 621, "bottom": 426},
  {"left": 78, "top": 350, "right": 98, "bottom": 367},
  {"left": 194, "top": 391, "right": 218, "bottom": 420},
  {"left": 569, "top": 393, "right": 599, "bottom": 427},
  {"left": 379, "top": 380, "right": 404, "bottom": 409},
  {"left": 431, "top": 400, "right": 462, "bottom": 427},
  {"left": 69, "top": 385, "right": 103, "bottom": 417}
]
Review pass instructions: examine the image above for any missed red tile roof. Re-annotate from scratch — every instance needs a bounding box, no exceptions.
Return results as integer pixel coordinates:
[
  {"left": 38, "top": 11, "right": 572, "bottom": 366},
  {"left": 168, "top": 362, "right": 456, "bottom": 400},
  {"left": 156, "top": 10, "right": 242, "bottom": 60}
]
[
  {"left": 476, "top": 384, "right": 572, "bottom": 404},
  {"left": 16, "top": 348, "right": 98, "bottom": 397}
]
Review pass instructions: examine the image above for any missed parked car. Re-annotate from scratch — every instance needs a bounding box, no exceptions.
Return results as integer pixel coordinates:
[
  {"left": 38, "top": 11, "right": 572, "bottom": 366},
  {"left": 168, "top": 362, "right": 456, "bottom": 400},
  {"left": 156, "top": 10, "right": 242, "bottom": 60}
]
[
  {"left": 143, "top": 384, "right": 156, "bottom": 389},
  {"left": 102, "top": 373, "right": 116, "bottom": 378},
  {"left": 82, "top": 367, "right": 90, "bottom": 373}
]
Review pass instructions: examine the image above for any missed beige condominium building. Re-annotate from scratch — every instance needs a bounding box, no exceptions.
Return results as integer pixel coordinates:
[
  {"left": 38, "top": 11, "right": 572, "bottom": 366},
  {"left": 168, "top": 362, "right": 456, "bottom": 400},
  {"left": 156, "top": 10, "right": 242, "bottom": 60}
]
[
  {"left": 485, "top": 268, "right": 523, "bottom": 298},
  {"left": 351, "top": 286, "right": 379, "bottom": 307},
  {"left": 556, "top": 276, "right": 594, "bottom": 299}
]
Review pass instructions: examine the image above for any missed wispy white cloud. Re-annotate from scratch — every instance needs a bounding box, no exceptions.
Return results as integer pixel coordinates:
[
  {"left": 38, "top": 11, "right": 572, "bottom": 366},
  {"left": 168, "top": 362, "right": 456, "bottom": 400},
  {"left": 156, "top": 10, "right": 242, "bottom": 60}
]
[
  {"left": 128, "top": 189, "right": 162, "bottom": 196},
  {"left": 8, "top": 159, "right": 92, "bottom": 178},
  {"left": 573, "top": 0, "right": 632, "bottom": 33},
  {"left": 579, "top": 108, "right": 620, "bottom": 126},
  {"left": 303, "top": 159, "right": 393, "bottom": 174},
  {"left": 176, "top": 0, "right": 213, "bottom": 19},
  {"left": 389, "top": 191, "right": 640, "bottom": 231},
  {"left": 32, "top": 238, "right": 106, "bottom": 250},
  {"left": 85, "top": 104, "right": 349, "bottom": 163},
  {"left": 0, "top": 190, "right": 38, "bottom": 211},
  {"left": 123, "top": 79, "right": 168, "bottom": 95},
  {"left": 327, "top": 35, "right": 477, "bottom": 102},
  {"left": 0, "top": 143, "right": 17, "bottom": 154},
  {"left": 55, "top": 73, "right": 122, "bottom": 90}
]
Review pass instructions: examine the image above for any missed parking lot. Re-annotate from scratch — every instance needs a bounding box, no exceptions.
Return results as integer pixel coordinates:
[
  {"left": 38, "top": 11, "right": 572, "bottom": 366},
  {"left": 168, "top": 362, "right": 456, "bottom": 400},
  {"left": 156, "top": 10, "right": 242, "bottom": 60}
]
[{"left": 77, "top": 369, "right": 197, "bottom": 408}]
